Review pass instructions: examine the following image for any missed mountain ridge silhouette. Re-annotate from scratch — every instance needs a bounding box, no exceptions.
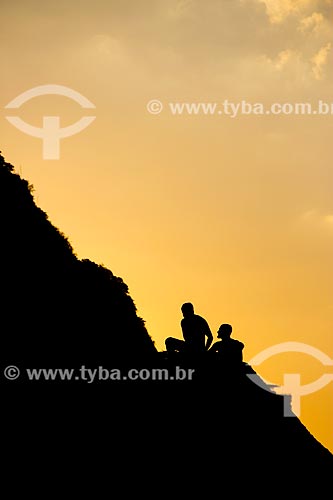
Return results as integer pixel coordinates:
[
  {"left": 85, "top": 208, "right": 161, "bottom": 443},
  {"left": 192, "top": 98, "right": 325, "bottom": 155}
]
[
  {"left": 0, "top": 152, "right": 157, "bottom": 367},
  {"left": 1, "top": 151, "right": 332, "bottom": 489}
]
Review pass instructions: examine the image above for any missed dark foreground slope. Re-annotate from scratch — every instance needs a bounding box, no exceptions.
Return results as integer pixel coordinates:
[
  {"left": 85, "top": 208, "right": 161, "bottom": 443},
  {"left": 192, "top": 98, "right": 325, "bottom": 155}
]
[
  {"left": 0, "top": 152, "right": 156, "bottom": 367},
  {"left": 1, "top": 152, "right": 332, "bottom": 492}
]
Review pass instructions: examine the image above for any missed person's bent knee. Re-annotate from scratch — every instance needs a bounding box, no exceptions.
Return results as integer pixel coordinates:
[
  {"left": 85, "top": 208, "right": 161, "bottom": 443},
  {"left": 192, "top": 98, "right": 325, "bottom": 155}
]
[
  {"left": 165, "top": 337, "right": 184, "bottom": 352},
  {"left": 165, "top": 337, "right": 174, "bottom": 350}
]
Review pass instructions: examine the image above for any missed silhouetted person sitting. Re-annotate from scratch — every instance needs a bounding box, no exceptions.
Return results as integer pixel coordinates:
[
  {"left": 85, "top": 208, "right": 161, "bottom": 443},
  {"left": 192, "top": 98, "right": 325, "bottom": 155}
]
[
  {"left": 165, "top": 302, "right": 213, "bottom": 358},
  {"left": 209, "top": 324, "right": 244, "bottom": 373}
]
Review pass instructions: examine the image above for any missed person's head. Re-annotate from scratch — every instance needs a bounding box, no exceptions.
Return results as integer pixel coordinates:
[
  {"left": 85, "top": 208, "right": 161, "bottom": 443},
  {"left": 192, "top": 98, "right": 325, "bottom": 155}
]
[
  {"left": 217, "top": 323, "right": 232, "bottom": 340},
  {"left": 181, "top": 302, "right": 195, "bottom": 318}
]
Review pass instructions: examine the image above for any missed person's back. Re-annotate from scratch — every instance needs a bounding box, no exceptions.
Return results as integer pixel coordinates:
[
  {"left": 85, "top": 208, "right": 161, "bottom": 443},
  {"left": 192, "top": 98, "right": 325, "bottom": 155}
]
[
  {"left": 165, "top": 302, "right": 213, "bottom": 356},
  {"left": 212, "top": 337, "right": 244, "bottom": 364},
  {"left": 209, "top": 324, "right": 244, "bottom": 368},
  {"left": 181, "top": 314, "right": 211, "bottom": 353},
  {"left": 180, "top": 303, "right": 213, "bottom": 354}
]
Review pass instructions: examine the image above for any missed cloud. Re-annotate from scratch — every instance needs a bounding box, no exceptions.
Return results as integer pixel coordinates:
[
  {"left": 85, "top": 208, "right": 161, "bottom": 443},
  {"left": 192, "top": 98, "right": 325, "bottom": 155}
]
[
  {"left": 244, "top": 0, "right": 333, "bottom": 83},
  {"left": 260, "top": 48, "right": 305, "bottom": 73},
  {"left": 298, "top": 11, "right": 325, "bottom": 32},
  {"left": 167, "top": 0, "right": 194, "bottom": 19},
  {"left": 2, "top": 0, "right": 333, "bottom": 98},
  {"left": 257, "top": 0, "right": 313, "bottom": 24},
  {"left": 260, "top": 42, "right": 332, "bottom": 83},
  {"left": 324, "top": 215, "right": 333, "bottom": 225},
  {"left": 311, "top": 42, "right": 332, "bottom": 79},
  {"left": 301, "top": 209, "right": 333, "bottom": 229},
  {"left": 254, "top": 0, "right": 333, "bottom": 26},
  {"left": 91, "top": 35, "right": 124, "bottom": 58},
  {"left": 274, "top": 49, "right": 296, "bottom": 69}
]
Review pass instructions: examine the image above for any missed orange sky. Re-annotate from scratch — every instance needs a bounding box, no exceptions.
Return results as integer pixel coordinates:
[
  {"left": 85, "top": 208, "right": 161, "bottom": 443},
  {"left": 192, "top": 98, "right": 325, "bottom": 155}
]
[{"left": 1, "top": 0, "right": 332, "bottom": 452}]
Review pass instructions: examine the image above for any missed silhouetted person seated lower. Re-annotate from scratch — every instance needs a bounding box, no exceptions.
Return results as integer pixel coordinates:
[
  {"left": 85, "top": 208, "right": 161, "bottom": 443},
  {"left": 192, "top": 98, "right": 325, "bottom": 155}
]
[
  {"left": 165, "top": 302, "right": 213, "bottom": 358},
  {"left": 209, "top": 323, "right": 244, "bottom": 373}
]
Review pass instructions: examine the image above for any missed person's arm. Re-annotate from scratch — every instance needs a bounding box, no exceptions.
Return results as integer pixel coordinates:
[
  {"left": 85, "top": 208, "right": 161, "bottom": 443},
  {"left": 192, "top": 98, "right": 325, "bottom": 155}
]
[
  {"left": 208, "top": 341, "right": 219, "bottom": 353},
  {"left": 181, "top": 318, "right": 188, "bottom": 342},
  {"left": 203, "top": 320, "right": 214, "bottom": 350},
  {"left": 205, "top": 335, "right": 213, "bottom": 350}
]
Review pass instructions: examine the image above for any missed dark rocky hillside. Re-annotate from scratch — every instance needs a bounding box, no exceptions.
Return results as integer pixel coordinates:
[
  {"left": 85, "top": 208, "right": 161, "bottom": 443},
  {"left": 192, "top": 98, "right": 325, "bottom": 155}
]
[
  {"left": 0, "top": 152, "right": 157, "bottom": 367},
  {"left": 1, "top": 151, "right": 332, "bottom": 493}
]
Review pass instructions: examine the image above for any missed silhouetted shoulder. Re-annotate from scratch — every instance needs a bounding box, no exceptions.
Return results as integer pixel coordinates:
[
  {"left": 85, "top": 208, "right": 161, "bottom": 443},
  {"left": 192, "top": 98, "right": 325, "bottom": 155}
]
[
  {"left": 209, "top": 340, "right": 223, "bottom": 352},
  {"left": 194, "top": 314, "right": 210, "bottom": 326},
  {"left": 233, "top": 339, "right": 244, "bottom": 349}
]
